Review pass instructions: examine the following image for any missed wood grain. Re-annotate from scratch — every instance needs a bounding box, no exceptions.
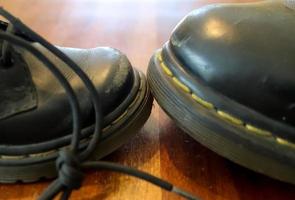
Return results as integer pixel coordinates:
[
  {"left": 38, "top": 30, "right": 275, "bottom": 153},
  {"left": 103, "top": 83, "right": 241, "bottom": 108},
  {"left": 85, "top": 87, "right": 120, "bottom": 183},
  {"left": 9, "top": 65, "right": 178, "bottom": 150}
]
[{"left": 0, "top": 0, "right": 294, "bottom": 199}]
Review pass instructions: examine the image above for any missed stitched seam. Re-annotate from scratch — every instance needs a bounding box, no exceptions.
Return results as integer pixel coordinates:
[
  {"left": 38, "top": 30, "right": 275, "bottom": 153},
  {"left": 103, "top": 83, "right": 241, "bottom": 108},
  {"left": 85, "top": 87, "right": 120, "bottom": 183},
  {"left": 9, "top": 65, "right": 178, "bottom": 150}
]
[
  {"left": 156, "top": 51, "right": 295, "bottom": 149},
  {"left": 0, "top": 78, "right": 144, "bottom": 160}
]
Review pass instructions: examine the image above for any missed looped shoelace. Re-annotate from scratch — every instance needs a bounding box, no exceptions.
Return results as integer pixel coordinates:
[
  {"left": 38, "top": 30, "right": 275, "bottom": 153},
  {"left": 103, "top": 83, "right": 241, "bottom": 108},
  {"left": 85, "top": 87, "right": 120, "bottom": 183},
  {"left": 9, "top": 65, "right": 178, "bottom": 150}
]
[{"left": 0, "top": 7, "right": 200, "bottom": 200}]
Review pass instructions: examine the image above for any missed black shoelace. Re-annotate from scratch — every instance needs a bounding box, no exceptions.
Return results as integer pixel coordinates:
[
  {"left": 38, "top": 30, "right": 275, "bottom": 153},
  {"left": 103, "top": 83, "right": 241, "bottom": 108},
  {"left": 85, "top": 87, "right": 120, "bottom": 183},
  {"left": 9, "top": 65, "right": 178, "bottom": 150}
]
[{"left": 0, "top": 8, "right": 200, "bottom": 200}]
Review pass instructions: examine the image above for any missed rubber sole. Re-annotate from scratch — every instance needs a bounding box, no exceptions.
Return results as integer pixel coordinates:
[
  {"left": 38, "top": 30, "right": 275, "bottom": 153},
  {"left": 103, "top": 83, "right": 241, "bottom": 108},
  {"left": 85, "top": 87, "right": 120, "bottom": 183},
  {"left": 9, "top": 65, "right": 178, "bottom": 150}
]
[
  {"left": 147, "top": 49, "right": 295, "bottom": 184},
  {"left": 0, "top": 70, "right": 153, "bottom": 183}
]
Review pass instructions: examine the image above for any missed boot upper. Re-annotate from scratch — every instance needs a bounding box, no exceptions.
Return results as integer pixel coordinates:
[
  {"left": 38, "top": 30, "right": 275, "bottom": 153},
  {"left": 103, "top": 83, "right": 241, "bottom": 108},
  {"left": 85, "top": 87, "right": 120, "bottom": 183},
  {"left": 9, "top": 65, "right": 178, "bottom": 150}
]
[
  {"left": 0, "top": 33, "right": 135, "bottom": 145},
  {"left": 169, "top": 2, "right": 295, "bottom": 130}
]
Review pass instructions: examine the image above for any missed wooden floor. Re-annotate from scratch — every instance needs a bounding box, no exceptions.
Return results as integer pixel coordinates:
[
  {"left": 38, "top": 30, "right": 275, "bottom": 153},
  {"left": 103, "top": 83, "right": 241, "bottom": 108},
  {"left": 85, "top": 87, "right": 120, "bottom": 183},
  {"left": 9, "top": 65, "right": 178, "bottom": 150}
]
[{"left": 0, "top": 0, "right": 294, "bottom": 199}]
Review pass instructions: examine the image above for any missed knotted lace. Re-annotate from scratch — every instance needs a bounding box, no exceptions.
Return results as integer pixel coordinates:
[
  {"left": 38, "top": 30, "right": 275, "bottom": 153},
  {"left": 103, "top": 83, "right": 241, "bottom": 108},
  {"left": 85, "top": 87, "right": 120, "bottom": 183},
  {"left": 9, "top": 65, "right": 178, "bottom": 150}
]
[
  {"left": 56, "top": 150, "right": 84, "bottom": 190},
  {"left": 0, "top": 7, "right": 200, "bottom": 200}
]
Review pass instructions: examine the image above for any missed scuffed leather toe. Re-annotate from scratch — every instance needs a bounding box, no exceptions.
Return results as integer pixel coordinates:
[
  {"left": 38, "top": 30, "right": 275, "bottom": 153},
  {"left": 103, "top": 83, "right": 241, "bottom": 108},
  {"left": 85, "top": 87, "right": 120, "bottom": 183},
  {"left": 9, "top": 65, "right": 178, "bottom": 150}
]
[{"left": 0, "top": 45, "right": 135, "bottom": 144}]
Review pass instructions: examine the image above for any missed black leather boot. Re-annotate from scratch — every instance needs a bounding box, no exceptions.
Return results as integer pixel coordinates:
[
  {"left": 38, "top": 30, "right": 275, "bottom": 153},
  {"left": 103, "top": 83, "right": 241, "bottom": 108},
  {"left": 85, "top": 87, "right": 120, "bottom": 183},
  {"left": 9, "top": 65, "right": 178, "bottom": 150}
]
[
  {"left": 0, "top": 9, "right": 200, "bottom": 200},
  {"left": 0, "top": 10, "right": 155, "bottom": 182},
  {"left": 148, "top": 1, "right": 295, "bottom": 184}
]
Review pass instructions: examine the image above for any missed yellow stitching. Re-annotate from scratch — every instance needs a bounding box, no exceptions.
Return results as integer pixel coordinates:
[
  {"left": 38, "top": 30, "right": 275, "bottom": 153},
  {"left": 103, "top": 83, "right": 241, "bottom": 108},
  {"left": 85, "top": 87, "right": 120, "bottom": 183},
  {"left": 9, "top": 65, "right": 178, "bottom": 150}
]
[
  {"left": 172, "top": 77, "right": 191, "bottom": 93},
  {"left": 128, "top": 93, "right": 140, "bottom": 110},
  {"left": 276, "top": 137, "right": 295, "bottom": 148},
  {"left": 139, "top": 79, "right": 143, "bottom": 91},
  {"left": 160, "top": 62, "right": 173, "bottom": 77},
  {"left": 245, "top": 124, "right": 272, "bottom": 137},
  {"left": 156, "top": 51, "right": 163, "bottom": 62},
  {"left": 79, "top": 137, "right": 91, "bottom": 145},
  {"left": 217, "top": 110, "right": 243, "bottom": 125},
  {"left": 157, "top": 51, "right": 173, "bottom": 77},
  {"left": 112, "top": 110, "right": 128, "bottom": 125},
  {"left": 191, "top": 93, "right": 214, "bottom": 109},
  {"left": 158, "top": 52, "right": 295, "bottom": 148},
  {"left": 0, "top": 155, "right": 26, "bottom": 159},
  {"left": 28, "top": 150, "right": 57, "bottom": 158},
  {"left": 102, "top": 125, "right": 112, "bottom": 132}
]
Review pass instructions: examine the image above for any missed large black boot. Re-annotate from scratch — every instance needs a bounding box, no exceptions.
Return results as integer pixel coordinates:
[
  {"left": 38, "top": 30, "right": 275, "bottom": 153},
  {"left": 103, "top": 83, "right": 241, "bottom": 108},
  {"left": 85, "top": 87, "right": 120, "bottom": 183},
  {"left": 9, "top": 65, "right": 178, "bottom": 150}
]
[
  {"left": 148, "top": 1, "right": 295, "bottom": 184},
  {"left": 0, "top": 11, "right": 153, "bottom": 183}
]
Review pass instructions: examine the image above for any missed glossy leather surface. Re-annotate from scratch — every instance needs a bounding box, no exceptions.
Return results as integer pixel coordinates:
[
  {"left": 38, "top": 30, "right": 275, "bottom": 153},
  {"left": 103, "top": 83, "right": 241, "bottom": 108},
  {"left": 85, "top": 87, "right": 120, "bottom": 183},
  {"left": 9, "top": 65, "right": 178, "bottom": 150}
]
[
  {"left": 0, "top": 43, "right": 134, "bottom": 145},
  {"left": 170, "top": 1, "right": 295, "bottom": 127}
]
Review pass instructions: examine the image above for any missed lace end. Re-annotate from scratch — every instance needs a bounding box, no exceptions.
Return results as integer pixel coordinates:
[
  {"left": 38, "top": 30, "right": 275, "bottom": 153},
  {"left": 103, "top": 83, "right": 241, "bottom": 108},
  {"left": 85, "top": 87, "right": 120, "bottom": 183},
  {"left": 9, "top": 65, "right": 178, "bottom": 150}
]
[{"left": 172, "top": 186, "right": 200, "bottom": 200}]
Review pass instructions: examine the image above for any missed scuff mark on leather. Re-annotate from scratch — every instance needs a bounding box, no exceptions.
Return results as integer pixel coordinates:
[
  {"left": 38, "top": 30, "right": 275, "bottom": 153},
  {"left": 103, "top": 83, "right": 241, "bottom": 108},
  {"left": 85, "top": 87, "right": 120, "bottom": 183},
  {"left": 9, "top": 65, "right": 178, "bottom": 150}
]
[{"left": 0, "top": 49, "right": 37, "bottom": 120}]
